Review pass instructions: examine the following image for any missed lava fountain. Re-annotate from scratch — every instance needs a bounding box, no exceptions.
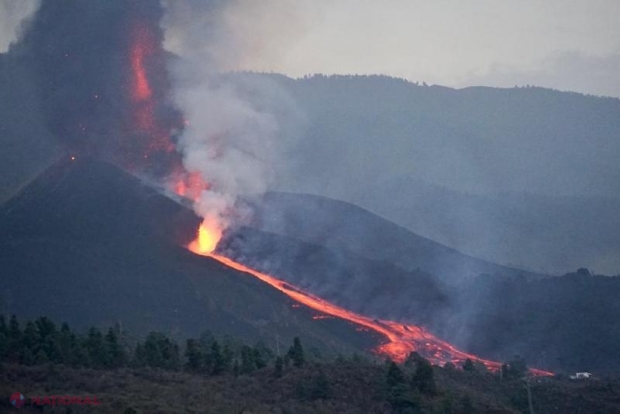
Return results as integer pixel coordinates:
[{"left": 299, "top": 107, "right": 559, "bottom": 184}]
[
  {"left": 188, "top": 216, "right": 223, "bottom": 255},
  {"left": 188, "top": 220, "right": 552, "bottom": 375},
  {"left": 124, "top": 18, "right": 181, "bottom": 173}
]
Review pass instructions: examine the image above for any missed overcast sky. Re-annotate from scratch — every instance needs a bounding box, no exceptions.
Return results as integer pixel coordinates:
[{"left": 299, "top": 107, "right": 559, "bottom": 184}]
[{"left": 3, "top": 0, "right": 620, "bottom": 97}]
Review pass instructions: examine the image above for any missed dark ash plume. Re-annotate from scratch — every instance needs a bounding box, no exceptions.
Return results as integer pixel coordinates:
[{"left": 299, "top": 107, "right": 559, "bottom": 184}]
[{"left": 10, "top": 0, "right": 181, "bottom": 174}]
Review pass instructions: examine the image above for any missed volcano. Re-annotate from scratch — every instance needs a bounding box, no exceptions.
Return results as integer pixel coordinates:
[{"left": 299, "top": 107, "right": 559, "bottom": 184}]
[
  {"left": 0, "top": 158, "right": 383, "bottom": 354},
  {"left": 0, "top": 157, "right": 545, "bottom": 371},
  {"left": 4, "top": 157, "right": 620, "bottom": 373}
]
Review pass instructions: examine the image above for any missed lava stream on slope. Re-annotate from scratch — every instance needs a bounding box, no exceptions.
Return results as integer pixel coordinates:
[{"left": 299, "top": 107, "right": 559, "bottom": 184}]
[{"left": 188, "top": 231, "right": 551, "bottom": 376}]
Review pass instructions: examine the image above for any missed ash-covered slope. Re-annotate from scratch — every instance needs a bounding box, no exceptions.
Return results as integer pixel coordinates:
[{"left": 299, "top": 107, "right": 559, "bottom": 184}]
[
  {"left": 218, "top": 226, "right": 450, "bottom": 326},
  {"left": 0, "top": 158, "right": 380, "bottom": 353},
  {"left": 248, "top": 192, "right": 545, "bottom": 284},
  {"left": 240, "top": 192, "right": 620, "bottom": 374}
]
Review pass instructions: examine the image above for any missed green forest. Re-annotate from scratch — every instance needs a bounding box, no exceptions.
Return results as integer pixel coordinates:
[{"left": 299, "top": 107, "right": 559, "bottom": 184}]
[{"left": 1, "top": 314, "right": 619, "bottom": 413}]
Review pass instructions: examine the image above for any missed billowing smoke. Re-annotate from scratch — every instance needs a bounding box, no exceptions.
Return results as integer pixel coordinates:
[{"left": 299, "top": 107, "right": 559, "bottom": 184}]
[
  {"left": 6, "top": 0, "right": 181, "bottom": 175},
  {"left": 162, "top": 1, "right": 290, "bottom": 235},
  {"left": 0, "top": 0, "right": 40, "bottom": 53},
  {"left": 2, "top": 0, "right": 290, "bottom": 234},
  {"left": 173, "top": 79, "right": 278, "bottom": 229}
]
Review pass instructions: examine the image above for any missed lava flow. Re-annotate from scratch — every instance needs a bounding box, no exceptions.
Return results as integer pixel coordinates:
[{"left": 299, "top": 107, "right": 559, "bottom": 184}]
[
  {"left": 188, "top": 220, "right": 552, "bottom": 376},
  {"left": 126, "top": 20, "right": 178, "bottom": 167}
]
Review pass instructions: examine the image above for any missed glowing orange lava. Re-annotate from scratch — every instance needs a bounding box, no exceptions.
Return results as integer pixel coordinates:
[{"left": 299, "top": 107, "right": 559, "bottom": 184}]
[
  {"left": 130, "top": 25, "right": 153, "bottom": 102},
  {"left": 130, "top": 23, "right": 156, "bottom": 135},
  {"left": 126, "top": 21, "right": 176, "bottom": 163},
  {"left": 187, "top": 224, "right": 552, "bottom": 375},
  {"left": 173, "top": 171, "right": 208, "bottom": 202},
  {"left": 189, "top": 217, "right": 223, "bottom": 255}
]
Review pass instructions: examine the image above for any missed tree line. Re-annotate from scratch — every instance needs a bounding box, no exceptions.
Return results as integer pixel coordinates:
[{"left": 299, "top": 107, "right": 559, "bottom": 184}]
[
  {"left": 0, "top": 313, "right": 548, "bottom": 412},
  {"left": 0, "top": 314, "right": 306, "bottom": 376}
]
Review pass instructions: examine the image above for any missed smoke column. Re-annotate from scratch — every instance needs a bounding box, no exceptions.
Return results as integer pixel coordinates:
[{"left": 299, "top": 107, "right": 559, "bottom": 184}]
[
  {"left": 9, "top": 0, "right": 181, "bottom": 175},
  {"left": 163, "top": 1, "right": 280, "bottom": 238}
]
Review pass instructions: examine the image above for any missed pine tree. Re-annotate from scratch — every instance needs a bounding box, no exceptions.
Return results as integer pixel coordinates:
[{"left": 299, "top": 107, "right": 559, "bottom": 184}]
[
  {"left": 7, "top": 315, "right": 21, "bottom": 362},
  {"left": 21, "top": 322, "right": 39, "bottom": 352},
  {"left": 274, "top": 356, "right": 284, "bottom": 378},
  {"left": 463, "top": 358, "right": 476, "bottom": 372},
  {"left": 233, "top": 358, "right": 240, "bottom": 377},
  {"left": 42, "top": 335, "right": 62, "bottom": 364},
  {"left": 21, "top": 347, "right": 35, "bottom": 366},
  {"left": 351, "top": 353, "right": 366, "bottom": 365},
  {"left": 210, "top": 340, "right": 225, "bottom": 375},
  {"left": 443, "top": 361, "right": 456, "bottom": 371},
  {"left": 35, "top": 348, "right": 49, "bottom": 365},
  {"left": 0, "top": 333, "right": 7, "bottom": 361},
  {"left": 143, "top": 333, "right": 164, "bottom": 368},
  {"left": 503, "top": 356, "right": 528, "bottom": 379},
  {"left": 388, "top": 384, "right": 421, "bottom": 411},
  {"left": 412, "top": 357, "right": 436, "bottom": 395},
  {"left": 132, "top": 343, "right": 147, "bottom": 368},
  {"left": 35, "top": 317, "right": 57, "bottom": 341},
  {"left": 184, "top": 339, "right": 203, "bottom": 372},
  {"left": 501, "top": 363, "right": 509, "bottom": 380},
  {"left": 142, "top": 332, "right": 180, "bottom": 370},
  {"left": 8, "top": 315, "right": 19, "bottom": 339},
  {"left": 310, "top": 370, "right": 331, "bottom": 400},
  {"left": 221, "top": 342, "right": 233, "bottom": 372},
  {"left": 199, "top": 331, "right": 216, "bottom": 351},
  {"left": 58, "top": 323, "right": 74, "bottom": 366},
  {"left": 167, "top": 342, "right": 181, "bottom": 371},
  {"left": 287, "top": 337, "right": 305, "bottom": 368},
  {"left": 0, "top": 315, "right": 7, "bottom": 337},
  {"left": 404, "top": 351, "right": 423, "bottom": 369},
  {"left": 106, "top": 327, "right": 126, "bottom": 368},
  {"left": 85, "top": 327, "right": 108, "bottom": 368},
  {"left": 440, "top": 393, "right": 454, "bottom": 413},
  {"left": 240, "top": 345, "right": 256, "bottom": 374},
  {"left": 386, "top": 361, "right": 406, "bottom": 387},
  {"left": 253, "top": 342, "right": 269, "bottom": 369},
  {"left": 72, "top": 336, "right": 89, "bottom": 368},
  {"left": 460, "top": 395, "right": 475, "bottom": 413}
]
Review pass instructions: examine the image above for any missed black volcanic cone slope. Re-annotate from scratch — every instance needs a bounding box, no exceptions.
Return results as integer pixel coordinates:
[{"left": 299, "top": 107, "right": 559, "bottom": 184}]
[
  {"left": 246, "top": 192, "right": 620, "bottom": 374},
  {"left": 218, "top": 226, "right": 451, "bottom": 326},
  {"left": 249, "top": 192, "right": 546, "bottom": 284},
  {"left": 0, "top": 159, "right": 381, "bottom": 353}
]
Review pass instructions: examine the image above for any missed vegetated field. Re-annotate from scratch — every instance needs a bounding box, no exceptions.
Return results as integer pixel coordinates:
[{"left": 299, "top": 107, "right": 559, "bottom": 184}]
[{"left": 1, "top": 362, "right": 619, "bottom": 413}]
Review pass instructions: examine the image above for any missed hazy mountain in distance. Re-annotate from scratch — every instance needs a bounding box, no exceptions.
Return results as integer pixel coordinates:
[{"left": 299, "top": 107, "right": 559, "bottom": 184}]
[
  {"left": 226, "top": 73, "right": 620, "bottom": 274},
  {"left": 2, "top": 70, "right": 619, "bottom": 273},
  {"left": 352, "top": 178, "right": 620, "bottom": 275},
  {"left": 454, "top": 269, "right": 620, "bottom": 374}
]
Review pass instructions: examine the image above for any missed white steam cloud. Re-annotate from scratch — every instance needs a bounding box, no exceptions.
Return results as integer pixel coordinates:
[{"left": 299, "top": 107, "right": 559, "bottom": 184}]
[
  {"left": 162, "top": 0, "right": 282, "bottom": 232},
  {"left": 0, "top": 0, "right": 41, "bottom": 53},
  {"left": 173, "top": 77, "right": 278, "bottom": 228}
]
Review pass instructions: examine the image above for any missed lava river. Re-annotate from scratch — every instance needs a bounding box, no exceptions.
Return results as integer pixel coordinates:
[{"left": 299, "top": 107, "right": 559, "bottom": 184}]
[{"left": 188, "top": 221, "right": 552, "bottom": 376}]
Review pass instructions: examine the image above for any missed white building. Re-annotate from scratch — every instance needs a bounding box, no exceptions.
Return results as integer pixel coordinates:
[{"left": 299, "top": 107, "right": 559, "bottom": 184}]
[{"left": 570, "top": 372, "right": 592, "bottom": 380}]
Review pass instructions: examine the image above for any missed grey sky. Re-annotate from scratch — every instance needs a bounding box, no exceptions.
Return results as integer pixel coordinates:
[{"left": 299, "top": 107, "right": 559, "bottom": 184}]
[
  {"left": 165, "top": 0, "right": 620, "bottom": 97},
  {"left": 2, "top": 0, "right": 619, "bottom": 97}
]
